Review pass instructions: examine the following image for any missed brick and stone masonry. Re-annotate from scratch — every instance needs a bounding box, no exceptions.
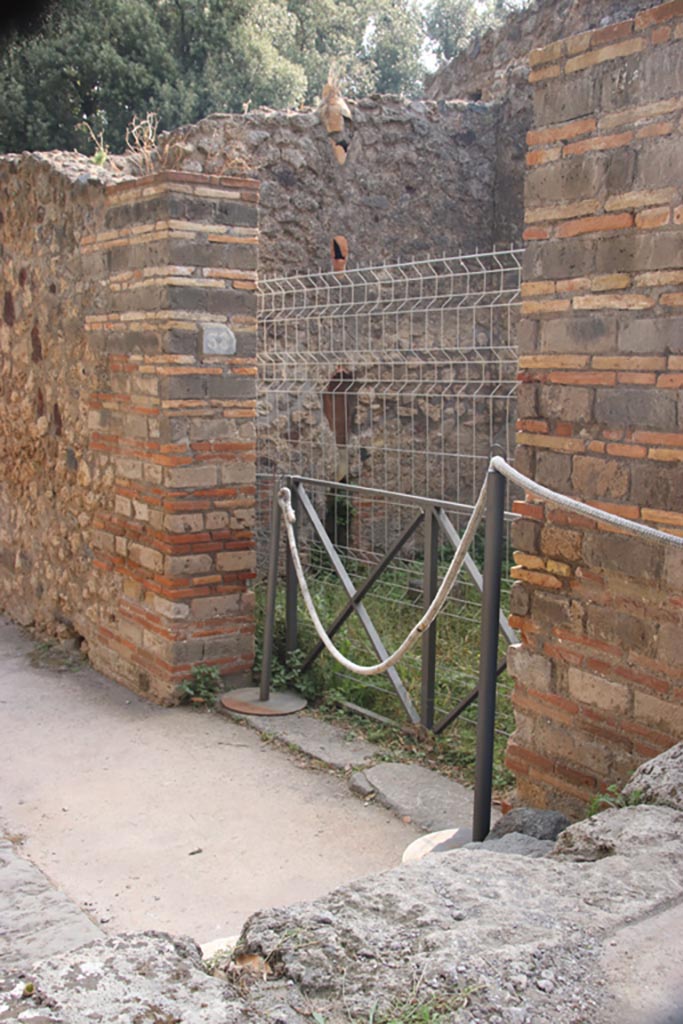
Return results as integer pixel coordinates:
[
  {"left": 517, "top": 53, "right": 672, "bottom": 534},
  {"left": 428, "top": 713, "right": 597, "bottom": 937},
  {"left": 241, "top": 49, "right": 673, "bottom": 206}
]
[
  {"left": 0, "top": 162, "right": 258, "bottom": 703},
  {"left": 507, "top": 0, "right": 683, "bottom": 816}
]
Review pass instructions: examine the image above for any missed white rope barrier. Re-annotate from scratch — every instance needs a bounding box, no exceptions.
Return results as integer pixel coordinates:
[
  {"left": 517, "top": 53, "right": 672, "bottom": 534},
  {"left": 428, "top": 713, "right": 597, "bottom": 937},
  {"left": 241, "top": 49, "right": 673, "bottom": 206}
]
[
  {"left": 278, "top": 457, "right": 683, "bottom": 677},
  {"left": 491, "top": 456, "right": 683, "bottom": 549}
]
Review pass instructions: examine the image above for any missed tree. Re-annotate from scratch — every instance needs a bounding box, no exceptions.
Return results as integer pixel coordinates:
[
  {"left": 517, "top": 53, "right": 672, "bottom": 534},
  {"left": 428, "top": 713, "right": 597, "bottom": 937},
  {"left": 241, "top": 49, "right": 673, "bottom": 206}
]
[
  {"left": 0, "top": 0, "right": 516, "bottom": 156},
  {"left": 424, "top": 0, "right": 529, "bottom": 65}
]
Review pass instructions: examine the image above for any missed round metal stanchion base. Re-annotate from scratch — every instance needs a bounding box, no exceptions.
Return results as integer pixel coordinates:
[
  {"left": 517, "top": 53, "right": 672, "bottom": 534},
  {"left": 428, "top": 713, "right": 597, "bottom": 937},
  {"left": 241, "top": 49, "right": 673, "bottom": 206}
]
[
  {"left": 402, "top": 825, "right": 472, "bottom": 864},
  {"left": 220, "top": 687, "right": 307, "bottom": 717}
]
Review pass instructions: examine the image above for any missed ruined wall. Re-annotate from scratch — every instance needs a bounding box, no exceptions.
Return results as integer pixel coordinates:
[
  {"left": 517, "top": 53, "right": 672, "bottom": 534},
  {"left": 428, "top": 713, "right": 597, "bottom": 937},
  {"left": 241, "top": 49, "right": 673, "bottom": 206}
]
[
  {"left": 0, "top": 159, "right": 258, "bottom": 702},
  {"left": 507, "top": 0, "right": 683, "bottom": 816},
  {"left": 0, "top": 154, "right": 121, "bottom": 643},
  {"left": 160, "top": 96, "right": 503, "bottom": 274}
]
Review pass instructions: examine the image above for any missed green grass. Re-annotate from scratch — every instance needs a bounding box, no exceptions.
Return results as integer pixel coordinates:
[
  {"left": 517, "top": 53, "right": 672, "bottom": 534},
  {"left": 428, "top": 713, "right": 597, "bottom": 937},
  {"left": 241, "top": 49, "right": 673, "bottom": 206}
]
[{"left": 253, "top": 544, "right": 516, "bottom": 793}]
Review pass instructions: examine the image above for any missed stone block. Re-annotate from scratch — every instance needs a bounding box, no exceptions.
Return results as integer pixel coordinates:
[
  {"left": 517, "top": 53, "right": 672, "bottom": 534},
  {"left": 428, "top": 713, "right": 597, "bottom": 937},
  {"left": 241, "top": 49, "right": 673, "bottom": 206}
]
[
  {"left": 634, "top": 691, "right": 683, "bottom": 733},
  {"left": 509, "top": 581, "right": 530, "bottom": 616},
  {"left": 511, "top": 517, "right": 540, "bottom": 553},
  {"left": 601, "top": 42, "right": 683, "bottom": 113},
  {"left": 540, "top": 316, "right": 617, "bottom": 355},
  {"left": 604, "top": 148, "right": 637, "bottom": 197},
  {"left": 535, "top": 449, "right": 573, "bottom": 491},
  {"left": 572, "top": 455, "right": 629, "bottom": 500},
  {"left": 664, "top": 546, "right": 683, "bottom": 592},
  {"left": 595, "top": 387, "right": 677, "bottom": 430},
  {"left": 567, "top": 666, "right": 631, "bottom": 714},
  {"left": 213, "top": 200, "right": 258, "bottom": 228},
  {"left": 163, "top": 329, "right": 200, "bottom": 357},
  {"left": 539, "top": 384, "right": 594, "bottom": 422},
  {"left": 514, "top": 445, "right": 536, "bottom": 479},
  {"left": 216, "top": 550, "right": 255, "bottom": 572},
  {"left": 508, "top": 643, "right": 552, "bottom": 690},
  {"left": 206, "top": 375, "right": 256, "bottom": 400},
  {"left": 191, "top": 593, "right": 242, "bottom": 619},
  {"left": 594, "top": 231, "right": 683, "bottom": 274},
  {"left": 583, "top": 531, "right": 664, "bottom": 582},
  {"left": 532, "top": 589, "right": 579, "bottom": 629},
  {"left": 631, "top": 460, "right": 683, "bottom": 511},
  {"left": 163, "top": 513, "right": 205, "bottom": 534},
  {"left": 540, "top": 526, "right": 583, "bottom": 563},
  {"left": 517, "top": 318, "right": 538, "bottom": 355},
  {"left": 635, "top": 134, "right": 683, "bottom": 190},
  {"left": 165, "top": 554, "right": 214, "bottom": 576},
  {"left": 164, "top": 464, "right": 218, "bottom": 488},
  {"left": 219, "top": 461, "right": 255, "bottom": 485},
  {"left": 128, "top": 543, "right": 165, "bottom": 574},
  {"left": 159, "top": 375, "right": 206, "bottom": 401},
  {"left": 655, "top": 622, "right": 681, "bottom": 663},
  {"left": 586, "top": 604, "right": 650, "bottom": 651},
  {"left": 168, "top": 239, "right": 257, "bottom": 272},
  {"left": 516, "top": 383, "right": 537, "bottom": 418},
  {"left": 526, "top": 153, "right": 603, "bottom": 205},
  {"left": 534, "top": 73, "right": 598, "bottom": 125},
  {"left": 525, "top": 238, "right": 594, "bottom": 280},
  {"left": 618, "top": 316, "right": 683, "bottom": 354},
  {"left": 101, "top": 330, "right": 159, "bottom": 356}
]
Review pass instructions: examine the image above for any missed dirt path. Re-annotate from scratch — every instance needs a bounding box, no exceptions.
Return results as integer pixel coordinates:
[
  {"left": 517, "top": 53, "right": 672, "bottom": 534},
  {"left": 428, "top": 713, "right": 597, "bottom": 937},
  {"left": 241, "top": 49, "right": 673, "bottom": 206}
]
[{"left": 0, "top": 618, "right": 419, "bottom": 946}]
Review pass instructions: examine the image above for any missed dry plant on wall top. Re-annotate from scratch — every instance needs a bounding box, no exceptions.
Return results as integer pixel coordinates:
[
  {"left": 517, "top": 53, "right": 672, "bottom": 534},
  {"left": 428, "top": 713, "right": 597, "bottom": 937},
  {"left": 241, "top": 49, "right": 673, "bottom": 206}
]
[{"left": 125, "top": 112, "right": 160, "bottom": 174}]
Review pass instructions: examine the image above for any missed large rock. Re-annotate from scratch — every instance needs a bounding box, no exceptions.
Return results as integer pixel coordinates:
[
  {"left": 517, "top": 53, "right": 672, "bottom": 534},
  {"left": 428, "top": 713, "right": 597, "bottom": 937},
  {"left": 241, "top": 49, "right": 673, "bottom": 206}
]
[
  {"left": 488, "top": 807, "right": 570, "bottom": 841},
  {"left": 551, "top": 805, "right": 683, "bottom": 862},
  {"left": 0, "top": 932, "right": 245, "bottom": 1024},
  {"left": 239, "top": 803, "right": 683, "bottom": 1023},
  {"left": 622, "top": 740, "right": 683, "bottom": 812},
  {"left": 4, "top": 745, "right": 683, "bottom": 1022}
]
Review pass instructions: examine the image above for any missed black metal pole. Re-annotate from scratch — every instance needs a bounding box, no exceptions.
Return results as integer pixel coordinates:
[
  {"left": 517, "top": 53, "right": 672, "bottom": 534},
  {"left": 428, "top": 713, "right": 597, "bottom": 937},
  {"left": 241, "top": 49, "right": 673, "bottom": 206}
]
[
  {"left": 285, "top": 479, "right": 298, "bottom": 659},
  {"left": 472, "top": 468, "right": 506, "bottom": 842},
  {"left": 421, "top": 507, "right": 438, "bottom": 730},
  {"left": 260, "top": 482, "right": 282, "bottom": 702}
]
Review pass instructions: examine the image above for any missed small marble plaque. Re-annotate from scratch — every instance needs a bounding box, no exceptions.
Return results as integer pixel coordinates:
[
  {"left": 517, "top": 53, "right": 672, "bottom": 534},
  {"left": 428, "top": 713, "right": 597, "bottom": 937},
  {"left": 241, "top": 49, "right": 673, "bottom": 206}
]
[{"left": 202, "top": 323, "right": 237, "bottom": 356}]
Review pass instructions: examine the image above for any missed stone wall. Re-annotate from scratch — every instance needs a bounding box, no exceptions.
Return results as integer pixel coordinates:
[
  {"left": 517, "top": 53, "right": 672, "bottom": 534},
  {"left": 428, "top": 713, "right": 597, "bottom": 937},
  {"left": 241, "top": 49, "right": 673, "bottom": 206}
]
[
  {"left": 507, "top": 0, "right": 683, "bottom": 816},
  {"left": 425, "top": 0, "right": 664, "bottom": 104},
  {"left": 159, "top": 96, "right": 507, "bottom": 273},
  {"left": 425, "top": 0, "right": 664, "bottom": 247},
  {"left": 0, "top": 159, "right": 258, "bottom": 702},
  {"left": 0, "top": 155, "right": 117, "bottom": 642}
]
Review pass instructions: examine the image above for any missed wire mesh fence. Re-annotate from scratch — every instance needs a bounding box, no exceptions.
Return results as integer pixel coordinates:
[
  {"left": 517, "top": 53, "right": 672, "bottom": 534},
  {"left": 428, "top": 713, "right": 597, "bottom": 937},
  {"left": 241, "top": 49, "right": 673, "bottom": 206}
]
[{"left": 256, "top": 248, "right": 523, "bottom": 742}]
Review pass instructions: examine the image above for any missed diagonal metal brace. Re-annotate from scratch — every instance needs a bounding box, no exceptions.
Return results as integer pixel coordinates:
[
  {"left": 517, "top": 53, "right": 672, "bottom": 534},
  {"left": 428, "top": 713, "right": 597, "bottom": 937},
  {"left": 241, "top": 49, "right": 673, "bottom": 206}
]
[
  {"left": 300, "top": 509, "right": 425, "bottom": 673},
  {"left": 296, "top": 483, "right": 420, "bottom": 724}
]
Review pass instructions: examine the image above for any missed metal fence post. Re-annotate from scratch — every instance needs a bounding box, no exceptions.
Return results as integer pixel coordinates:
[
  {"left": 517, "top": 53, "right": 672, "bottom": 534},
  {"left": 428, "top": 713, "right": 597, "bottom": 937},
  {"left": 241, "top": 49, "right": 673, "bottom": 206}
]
[
  {"left": 421, "top": 506, "right": 439, "bottom": 730},
  {"left": 472, "top": 467, "right": 506, "bottom": 842},
  {"left": 285, "top": 478, "right": 298, "bottom": 659},
  {"left": 259, "top": 482, "right": 282, "bottom": 702}
]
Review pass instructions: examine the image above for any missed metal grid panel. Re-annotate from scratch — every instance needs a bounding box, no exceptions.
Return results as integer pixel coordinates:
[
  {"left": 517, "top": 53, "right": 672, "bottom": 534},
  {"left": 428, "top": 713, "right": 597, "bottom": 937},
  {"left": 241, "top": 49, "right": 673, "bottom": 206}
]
[{"left": 256, "top": 248, "right": 523, "bottom": 731}]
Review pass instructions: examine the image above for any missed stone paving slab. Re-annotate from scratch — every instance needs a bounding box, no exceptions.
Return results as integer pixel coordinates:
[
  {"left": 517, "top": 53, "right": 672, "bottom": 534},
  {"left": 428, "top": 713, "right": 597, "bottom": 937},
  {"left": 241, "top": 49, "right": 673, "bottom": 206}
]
[
  {"left": 0, "top": 840, "right": 102, "bottom": 972},
  {"left": 351, "top": 761, "right": 477, "bottom": 832},
  {"left": 225, "top": 710, "right": 380, "bottom": 771}
]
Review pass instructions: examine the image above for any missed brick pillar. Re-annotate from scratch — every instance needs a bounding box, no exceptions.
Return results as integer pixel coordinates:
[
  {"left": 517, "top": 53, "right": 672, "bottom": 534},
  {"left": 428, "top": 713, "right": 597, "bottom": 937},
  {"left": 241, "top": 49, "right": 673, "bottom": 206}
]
[
  {"left": 82, "top": 171, "right": 258, "bottom": 703},
  {"left": 507, "top": 1, "right": 683, "bottom": 816}
]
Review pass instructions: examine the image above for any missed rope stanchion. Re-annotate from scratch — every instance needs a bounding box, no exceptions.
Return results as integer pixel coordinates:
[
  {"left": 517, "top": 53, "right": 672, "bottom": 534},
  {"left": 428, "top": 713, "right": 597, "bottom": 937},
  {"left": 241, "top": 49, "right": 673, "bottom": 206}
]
[
  {"left": 277, "top": 457, "right": 683, "bottom": 679},
  {"left": 277, "top": 478, "right": 488, "bottom": 677}
]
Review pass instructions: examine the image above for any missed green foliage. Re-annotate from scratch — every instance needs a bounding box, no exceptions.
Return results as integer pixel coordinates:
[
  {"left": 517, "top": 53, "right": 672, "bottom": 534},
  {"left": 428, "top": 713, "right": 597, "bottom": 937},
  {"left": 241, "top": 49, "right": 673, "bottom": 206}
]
[
  {"left": 424, "top": 0, "right": 528, "bottom": 65},
  {"left": 586, "top": 783, "right": 645, "bottom": 818},
  {"left": 177, "top": 663, "right": 222, "bottom": 707},
  {"left": 252, "top": 541, "right": 517, "bottom": 793},
  {"left": 0, "top": 0, "right": 452, "bottom": 155}
]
